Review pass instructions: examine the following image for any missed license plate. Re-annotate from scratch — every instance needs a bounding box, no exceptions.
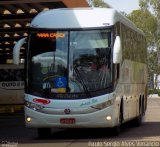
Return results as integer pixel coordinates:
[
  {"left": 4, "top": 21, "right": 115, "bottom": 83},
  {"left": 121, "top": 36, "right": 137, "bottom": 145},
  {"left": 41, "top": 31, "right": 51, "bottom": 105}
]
[{"left": 60, "top": 118, "right": 76, "bottom": 124}]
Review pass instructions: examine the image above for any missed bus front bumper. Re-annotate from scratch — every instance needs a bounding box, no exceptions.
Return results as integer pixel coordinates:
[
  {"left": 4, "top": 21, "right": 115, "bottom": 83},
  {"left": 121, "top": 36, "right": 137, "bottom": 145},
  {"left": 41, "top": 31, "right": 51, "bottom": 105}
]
[{"left": 24, "top": 106, "right": 118, "bottom": 128}]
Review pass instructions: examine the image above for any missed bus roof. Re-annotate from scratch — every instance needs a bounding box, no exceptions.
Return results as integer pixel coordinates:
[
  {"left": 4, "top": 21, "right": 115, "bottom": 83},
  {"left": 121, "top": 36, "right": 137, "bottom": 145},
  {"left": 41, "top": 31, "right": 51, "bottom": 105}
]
[{"left": 31, "top": 8, "right": 144, "bottom": 35}]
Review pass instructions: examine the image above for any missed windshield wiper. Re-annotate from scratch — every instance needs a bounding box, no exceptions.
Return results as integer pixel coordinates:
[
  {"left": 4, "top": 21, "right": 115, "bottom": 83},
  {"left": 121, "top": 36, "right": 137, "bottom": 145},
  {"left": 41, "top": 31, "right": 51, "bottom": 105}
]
[{"left": 74, "top": 65, "right": 91, "bottom": 98}]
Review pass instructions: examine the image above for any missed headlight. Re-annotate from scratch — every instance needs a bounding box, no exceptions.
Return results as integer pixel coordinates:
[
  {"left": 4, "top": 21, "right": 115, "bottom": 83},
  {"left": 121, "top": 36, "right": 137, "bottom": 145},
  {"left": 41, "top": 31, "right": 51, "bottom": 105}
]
[
  {"left": 25, "top": 101, "right": 44, "bottom": 111},
  {"left": 91, "top": 99, "right": 114, "bottom": 110}
]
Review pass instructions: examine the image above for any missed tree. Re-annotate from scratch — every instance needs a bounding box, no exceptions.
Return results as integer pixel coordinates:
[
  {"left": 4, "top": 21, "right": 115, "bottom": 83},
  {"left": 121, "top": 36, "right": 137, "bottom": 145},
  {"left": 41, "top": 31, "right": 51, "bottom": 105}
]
[
  {"left": 138, "top": 0, "right": 160, "bottom": 89},
  {"left": 92, "top": 0, "right": 110, "bottom": 8},
  {"left": 139, "top": 0, "right": 160, "bottom": 62},
  {"left": 148, "top": 50, "right": 158, "bottom": 88}
]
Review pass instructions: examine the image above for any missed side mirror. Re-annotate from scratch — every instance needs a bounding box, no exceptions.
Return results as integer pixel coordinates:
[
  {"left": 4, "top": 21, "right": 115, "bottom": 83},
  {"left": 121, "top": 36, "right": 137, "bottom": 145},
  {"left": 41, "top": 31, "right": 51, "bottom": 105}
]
[
  {"left": 113, "top": 36, "right": 122, "bottom": 64},
  {"left": 13, "top": 38, "right": 26, "bottom": 65}
]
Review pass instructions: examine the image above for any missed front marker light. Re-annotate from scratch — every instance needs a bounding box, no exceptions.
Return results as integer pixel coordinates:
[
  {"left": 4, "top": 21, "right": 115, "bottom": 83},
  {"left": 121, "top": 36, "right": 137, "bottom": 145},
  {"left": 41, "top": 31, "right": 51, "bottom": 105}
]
[
  {"left": 106, "top": 116, "right": 112, "bottom": 121},
  {"left": 91, "top": 99, "right": 114, "bottom": 110},
  {"left": 26, "top": 116, "right": 32, "bottom": 122}
]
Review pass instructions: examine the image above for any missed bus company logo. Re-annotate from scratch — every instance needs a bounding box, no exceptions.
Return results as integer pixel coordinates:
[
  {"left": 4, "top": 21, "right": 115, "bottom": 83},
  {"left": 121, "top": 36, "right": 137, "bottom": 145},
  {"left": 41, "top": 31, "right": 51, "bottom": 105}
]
[
  {"left": 37, "top": 33, "right": 65, "bottom": 38},
  {"left": 64, "top": 108, "right": 71, "bottom": 114}
]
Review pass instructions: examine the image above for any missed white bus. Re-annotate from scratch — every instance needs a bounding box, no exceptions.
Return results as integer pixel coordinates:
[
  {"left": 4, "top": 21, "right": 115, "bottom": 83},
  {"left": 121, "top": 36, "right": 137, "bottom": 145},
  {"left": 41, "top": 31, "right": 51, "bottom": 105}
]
[{"left": 13, "top": 8, "right": 147, "bottom": 137}]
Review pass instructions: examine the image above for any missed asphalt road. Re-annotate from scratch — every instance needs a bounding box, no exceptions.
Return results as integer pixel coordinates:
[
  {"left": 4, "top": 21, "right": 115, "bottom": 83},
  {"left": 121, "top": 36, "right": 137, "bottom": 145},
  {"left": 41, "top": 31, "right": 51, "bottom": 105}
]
[{"left": 0, "top": 96, "right": 160, "bottom": 147}]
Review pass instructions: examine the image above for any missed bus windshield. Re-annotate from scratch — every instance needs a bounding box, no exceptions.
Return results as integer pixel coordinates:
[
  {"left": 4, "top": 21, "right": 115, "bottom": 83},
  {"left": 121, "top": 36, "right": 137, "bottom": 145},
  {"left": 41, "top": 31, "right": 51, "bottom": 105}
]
[{"left": 28, "top": 29, "right": 112, "bottom": 99}]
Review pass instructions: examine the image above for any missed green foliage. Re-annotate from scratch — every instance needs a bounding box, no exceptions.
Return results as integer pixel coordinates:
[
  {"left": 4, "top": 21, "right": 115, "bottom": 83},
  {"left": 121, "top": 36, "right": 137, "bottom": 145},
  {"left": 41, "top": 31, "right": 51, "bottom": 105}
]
[
  {"left": 158, "top": 89, "right": 160, "bottom": 96},
  {"left": 138, "top": 0, "right": 160, "bottom": 48},
  {"left": 139, "top": 0, "right": 150, "bottom": 9},
  {"left": 92, "top": 0, "right": 109, "bottom": 8},
  {"left": 148, "top": 51, "right": 157, "bottom": 75},
  {"left": 148, "top": 89, "right": 160, "bottom": 96},
  {"left": 140, "top": 0, "right": 160, "bottom": 15},
  {"left": 148, "top": 89, "right": 156, "bottom": 95}
]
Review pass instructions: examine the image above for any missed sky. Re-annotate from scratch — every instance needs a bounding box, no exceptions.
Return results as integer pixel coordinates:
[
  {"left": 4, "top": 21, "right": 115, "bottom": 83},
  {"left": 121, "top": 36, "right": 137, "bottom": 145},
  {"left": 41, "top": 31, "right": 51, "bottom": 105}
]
[{"left": 104, "top": 0, "right": 140, "bottom": 14}]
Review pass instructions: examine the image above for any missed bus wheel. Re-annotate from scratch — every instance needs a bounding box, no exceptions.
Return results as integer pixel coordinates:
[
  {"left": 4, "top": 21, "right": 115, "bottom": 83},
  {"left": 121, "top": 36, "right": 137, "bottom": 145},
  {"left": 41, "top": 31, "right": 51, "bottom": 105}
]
[{"left": 37, "top": 128, "right": 51, "bottom": 138}]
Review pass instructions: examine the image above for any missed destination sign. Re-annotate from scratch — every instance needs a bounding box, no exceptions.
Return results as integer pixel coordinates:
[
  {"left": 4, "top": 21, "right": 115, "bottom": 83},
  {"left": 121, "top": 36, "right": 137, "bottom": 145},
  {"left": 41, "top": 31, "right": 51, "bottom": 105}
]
[{"left": 37, "top": 33, "right": 65, "bottom": 38}]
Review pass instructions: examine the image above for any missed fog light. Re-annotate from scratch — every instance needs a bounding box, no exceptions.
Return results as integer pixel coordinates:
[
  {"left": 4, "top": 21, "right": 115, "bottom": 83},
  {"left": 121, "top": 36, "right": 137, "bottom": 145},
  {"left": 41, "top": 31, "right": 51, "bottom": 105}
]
[
  {"left": 26, "top": 117, "right": 32, "bottom": 122},
  {"left": 106, "top": 116, "right": 112, "bottom": 121}
]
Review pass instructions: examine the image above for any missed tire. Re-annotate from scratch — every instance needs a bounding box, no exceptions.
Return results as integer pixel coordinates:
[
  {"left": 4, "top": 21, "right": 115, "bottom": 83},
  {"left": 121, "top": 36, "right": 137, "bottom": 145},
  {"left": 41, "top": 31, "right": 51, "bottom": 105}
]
[{"left": 37, "top": 128, "right": 51, "bottom": 138}]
